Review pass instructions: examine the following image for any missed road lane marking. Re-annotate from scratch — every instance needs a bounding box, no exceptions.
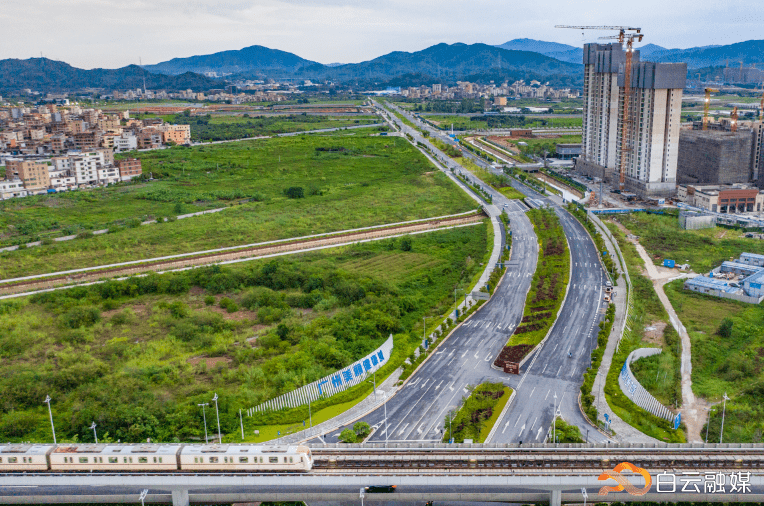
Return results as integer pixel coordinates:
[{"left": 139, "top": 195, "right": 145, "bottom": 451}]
[
  {"left": 484, "top": 352, "right": 492, "bottom": 361},
  {"left": 461, "top": 350, "right": 469, "bottom": 358},
  {"left": 529, "top": 387, "right": 535, "bottom": 398},
  {"left": 435, "top": 380, "right": 444, "bottom": 390},
  {"left": 420, "top": 379, "right": 430, "bottom": 389},
  {"left": 545, "top": 389, "right": 550, "bottom": 400},
  {"left": 514, "top": 417, "right": 521, "bottom": 427},
  {"left": 502, "top": 420, "right": 510, "bottom": 433},
  {"left": 397, "top": 423, "right": 409, "bottom": 436},
  {"left": 530, "top": 417, "right": 538, "bottom": 431}
]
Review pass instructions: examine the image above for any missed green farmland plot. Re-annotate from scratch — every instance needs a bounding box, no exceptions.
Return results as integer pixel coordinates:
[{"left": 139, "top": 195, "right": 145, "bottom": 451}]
[{"left": 0, "top": 135, "right": 475, "bottom": 278}]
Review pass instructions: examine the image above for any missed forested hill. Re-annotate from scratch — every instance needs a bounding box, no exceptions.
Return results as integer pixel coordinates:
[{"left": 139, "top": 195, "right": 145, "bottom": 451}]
[{"left": 0, "top": 58, "right": 218, "bottom": 93}]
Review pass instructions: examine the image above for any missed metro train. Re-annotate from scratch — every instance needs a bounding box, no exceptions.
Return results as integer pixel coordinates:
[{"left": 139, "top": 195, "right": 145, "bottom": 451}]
[{"left": 0, "top": 443, "right": 312, "bottom": 472}]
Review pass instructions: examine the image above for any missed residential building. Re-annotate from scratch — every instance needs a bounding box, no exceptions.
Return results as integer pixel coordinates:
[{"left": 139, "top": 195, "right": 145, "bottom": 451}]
[
  {"left": 615, "top": 61, "right": 686, "bottom": 197},
  {"left": 0, "top": 178, "right": 28, "bottom": 199},
  {"left": 116, "top": 158, "right": 142, "bottom": 181},
  {"left": 5, "top": 158, "right": 51, "bottom": 191},
  {"left": 69, "top": 151, "right": 106, "bottom": 185},
  {"left": 677, "top": 128, "right": 755, "bottom": 185},
  {"left": 113, "top": 132, "right": 138, "bottom": 152},
  {"left": 577, "top": 43, "right": 686, "bottom": 197},
  {"left": 137, "top": 130, "right": 163, "bottom": 149},
  {"left": 73, "top": 131, "right": 101, "bottom": 150},
  {"left": 160, "top": 124, "right": 191, "bottom": 145},
  {"left": 97, "top": 166, "right": 121, "bottom": 184}
]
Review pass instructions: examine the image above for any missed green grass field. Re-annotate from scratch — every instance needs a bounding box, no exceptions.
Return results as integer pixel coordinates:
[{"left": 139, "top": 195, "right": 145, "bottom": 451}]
[
  {"left": 423, "top": 114, "right": 582, "bottom": 131},
  {"left": 664, "top": 277, "right": 764, "bottom": 443},
  {"left": 0, "top": 223, "right": 489, "bottom": 444},
  {"left": 609, "top": 212, "right": 764, "bottom": 273},
  {"left": 603, "top": 221, "right": 684, "bottom": 443},
  {"left": 0, "top": 135, "right": 475, "bottom": 278}
]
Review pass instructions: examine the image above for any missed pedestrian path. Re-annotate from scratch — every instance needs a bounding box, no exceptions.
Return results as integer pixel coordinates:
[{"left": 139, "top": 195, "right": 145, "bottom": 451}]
[
  {"left": 589, "top": 213, "right": 660, "bottom": 444},
  {"left": 270, "top": 368, "right": 403, "bottom": 445}
]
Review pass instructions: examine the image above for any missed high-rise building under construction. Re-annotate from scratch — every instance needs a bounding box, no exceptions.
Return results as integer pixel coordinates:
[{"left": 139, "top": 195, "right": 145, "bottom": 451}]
[{"left": 577, "top": 43, "right": 687, "bottom": 197}]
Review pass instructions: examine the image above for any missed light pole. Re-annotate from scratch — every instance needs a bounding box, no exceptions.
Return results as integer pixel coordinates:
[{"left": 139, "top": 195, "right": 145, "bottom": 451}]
[
  {"left": 198, "top": 403, "right": 209, "bottom": 444},
  {"left": 44, "top": 395, "right": 56, "bottom": 444},
  {"left": 553, "top": 392, "right": 558, "bottom": 445},
  {"left": 212, "top": 393, "right": 221, "bottom": 443},
  {"left": 308, "top": 397, "right": 313, "bottom": 428},
  {"left": 90, "top": 422, "right": 98, "bottom": 444},
  {"left": 720, "top": 392, "right": 730, "bottom": 444},
  {"left": 383, "top": 391, "right": 389, "bottom": 448},
  {"left": 239, "top": 409, "right": 244, "bottom": 440},
  {"left": 139, "top": 489, "right": 148, "bottom": 506}
]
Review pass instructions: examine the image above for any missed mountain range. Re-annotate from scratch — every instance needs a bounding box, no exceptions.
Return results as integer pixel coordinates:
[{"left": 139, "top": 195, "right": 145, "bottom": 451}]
[
  {"left": 3, "top": 37, "right": 763, "bottom": 93},
  {"left": 495, "top": 38, "right": 757, "bottom": 69},
  {"left": 0, "top": 58, "right": 219, "bottom": 93}
]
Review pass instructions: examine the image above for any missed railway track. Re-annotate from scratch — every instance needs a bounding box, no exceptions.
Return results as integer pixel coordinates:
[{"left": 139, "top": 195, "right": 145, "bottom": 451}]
[
  {"left": 0, "top": 212, "right": 483, "bottom": 296},
  {"left": 309, "top": 447, "right": 764, "bottom": 472}
]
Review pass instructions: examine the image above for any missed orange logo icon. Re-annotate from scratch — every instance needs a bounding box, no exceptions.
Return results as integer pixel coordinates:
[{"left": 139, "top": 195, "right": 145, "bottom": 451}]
[{"left": 598, "top": 462, "right": 652, "bottom": 496}]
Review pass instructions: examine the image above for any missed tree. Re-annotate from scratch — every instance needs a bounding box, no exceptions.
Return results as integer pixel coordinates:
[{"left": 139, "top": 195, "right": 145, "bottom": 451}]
[
  {"left": 353, "top": 421, "right": 371, "bottom": 439},
  {"left": 400, "top": 237, "right": 412, "bottom": 251},
  {"left": 717, "top": 317, "right": 734, "bottom": 338},
  {"left": 339, "top": 428, "right": 356, "bottom": 443}
]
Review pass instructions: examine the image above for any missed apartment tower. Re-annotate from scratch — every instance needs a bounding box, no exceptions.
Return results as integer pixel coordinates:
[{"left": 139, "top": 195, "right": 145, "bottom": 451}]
[
  {"left": 616, "top": 61, "right": 687, "bottom": 196},
  {"left": 577, "top": 43, "right": 686, "bottom": 197}
]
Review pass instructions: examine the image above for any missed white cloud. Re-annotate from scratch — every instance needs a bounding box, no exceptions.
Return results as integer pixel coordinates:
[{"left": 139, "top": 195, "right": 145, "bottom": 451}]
[{"left": 1, "top": 0, "right": 763, "bottom": 68}]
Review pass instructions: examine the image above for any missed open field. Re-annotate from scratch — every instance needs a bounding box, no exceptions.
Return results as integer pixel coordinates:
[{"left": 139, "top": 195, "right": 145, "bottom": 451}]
[
  {"left": 664, "top": 280, "right": 764, "bottom": 443},
  {"left": 0, "top": 223, "right": 489, "bottom": 444},
  {"left": 603, "top": 221, "right": 684, "bottom": 443},
  {"left": 608, "top": 211, "right": 764, "bottom": 273},
  {"left": 170, "top": 113, "right": 381, "bottom": 142},
  {"left": 0, "top": 135, "right": 475, "bottom": 278},
  {"left": 423, "top": 114, "right": 582, "bottom": 131}
]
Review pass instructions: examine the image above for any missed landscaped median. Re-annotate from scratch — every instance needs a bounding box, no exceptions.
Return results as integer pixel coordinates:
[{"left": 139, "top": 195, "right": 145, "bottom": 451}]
[
  {"left": 494, "top": 208, "right": 570, "bottom": 372},
  {"left": 443, "top": 382, "right": 513, "bottom": 443}
]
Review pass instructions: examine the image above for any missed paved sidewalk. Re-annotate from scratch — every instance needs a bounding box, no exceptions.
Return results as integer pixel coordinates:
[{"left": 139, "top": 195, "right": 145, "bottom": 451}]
[
  {"left": 589, "top": 215, "right": 660, "bottom": 444},
  {"left": 269, "top": 367, "right": 404, "bottom": 445}
]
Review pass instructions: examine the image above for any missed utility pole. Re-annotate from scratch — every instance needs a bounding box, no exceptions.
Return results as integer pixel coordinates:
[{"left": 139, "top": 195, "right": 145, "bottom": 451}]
[
  {"left": 720, "top": 392, "right": 730, "bottom": 443},
  {"left": 90, "top": 422, "right": 98, "bottom": 444},
  {"left": 212, "top": 393, "right": 221, "bottom": 443},
  {"left": 44, "top": 395, "right": 56, "bottom": 444},
  {"left": 239, "top": 409, "right": 244, "bottom": 440},
  {"left": 553, "top": 392, "right": 558, "bottom": 445},
  {"left": 198, "top": 403, "right": 209, "bottom": 444}
]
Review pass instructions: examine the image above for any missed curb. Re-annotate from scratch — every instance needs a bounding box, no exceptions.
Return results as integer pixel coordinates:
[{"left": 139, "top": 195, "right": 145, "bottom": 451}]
[
  {"left": 484, "top": 389, "right": 517, "bottom": 443},
  {"left": 515, "top": 209, "right": 574, "bottom": 370}
]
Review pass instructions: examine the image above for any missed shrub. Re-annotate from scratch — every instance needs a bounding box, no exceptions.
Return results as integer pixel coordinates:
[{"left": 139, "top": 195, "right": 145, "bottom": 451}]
[
  {"left": 339, "top": 428, "right": 357, "bottom": 443},
  {"left": 60, "top": 307, "right": 101, "bottom": 329},
  {"left": 220, "top": 297, "right": 239, "bottom": 313},
  {"left": 354, "top": 421, "right": 371, "bottom": 439},
  {"left": 204, "top": 295, "right": 216, "bottom": 306},
  {"left": 717, "top": 317, "right": 733, "bottom": 338},
  {"left": 400, "top": 237, "right": 412, "bottom": 251},
  {"left": 284, "top": 187, "right": 305, "bottom": 199},
  {"left": 168, "top": 301, "right": 190, "bottom": 318},
  {"left": 102, "top": 299, "right": 120, "bottom": 311}
]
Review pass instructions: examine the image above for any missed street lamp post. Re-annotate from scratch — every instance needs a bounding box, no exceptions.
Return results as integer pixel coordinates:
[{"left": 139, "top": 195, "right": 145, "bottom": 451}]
[
  {"left": 90, "top": 422, "right": 98, "bottom": 444},
  {"left": 553, "top": 392, "right": 558, "bottom": 445},
  {"left": 44, "top": 395, "right": 56, "bottom": 444},
  {"left": 383, "top": 391, "right": 389, "bottom": 448},
  {"left": 720, "top": 392, "right": 730, "bottom": 444},
  {"left": 198, "top": 403, "right": 209, "bottom": 444},
  {"left": 239, "top": 409, "right": 244, "bottom": 440},
  {"left": 212, "top": 393, "right": 221, "bottom": 443}
]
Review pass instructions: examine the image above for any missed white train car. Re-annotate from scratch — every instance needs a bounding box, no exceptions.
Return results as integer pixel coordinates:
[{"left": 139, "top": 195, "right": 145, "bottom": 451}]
[
  {"left": 0, "top": 444, "right": 55, "bottom": 471},
  {"left": 179, "top": 444, "right": 312, "bottom": 472},
  {"left": 49, "top": 443, "right": 181, "bottom": 471}
]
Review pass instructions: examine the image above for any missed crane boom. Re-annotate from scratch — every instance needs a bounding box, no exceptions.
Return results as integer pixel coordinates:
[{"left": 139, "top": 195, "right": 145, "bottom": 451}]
[
  {"left": 703, "top": 88, "right": 720, "bottom": 130},
  {"left": 557, "top": 24, "right": 642, "bottom": 191}
]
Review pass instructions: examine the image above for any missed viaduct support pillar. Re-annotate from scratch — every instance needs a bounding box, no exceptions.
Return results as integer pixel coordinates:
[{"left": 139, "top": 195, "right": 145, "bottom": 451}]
[
  {"left": 172, "top": 489, "right": 189, "bottom": 506},
  {"left": 549, "top": 489, "right": 561, "bottom": 506}
]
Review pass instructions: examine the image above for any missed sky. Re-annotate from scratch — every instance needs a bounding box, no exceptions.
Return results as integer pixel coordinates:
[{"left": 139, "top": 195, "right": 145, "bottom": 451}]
[{"left": 2, "top": 0, "right": 763, "bottom": 69}]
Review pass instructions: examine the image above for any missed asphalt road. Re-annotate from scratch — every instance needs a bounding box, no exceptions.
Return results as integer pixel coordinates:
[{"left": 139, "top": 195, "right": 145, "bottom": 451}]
[
  {"left": 371, "top": 103, "right": 611, "bottom": 445},
  {"left": 308, "top": 104, "right": 539, "bottom": 445}
]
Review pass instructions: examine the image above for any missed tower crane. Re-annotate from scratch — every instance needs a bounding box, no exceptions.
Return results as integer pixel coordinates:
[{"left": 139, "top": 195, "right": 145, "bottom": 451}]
[
  {"left": 556, "top": 25, "right": 643, "bottom": 191},
  {"left": 703, "top": 88, "right": 720, "bottom": 130}
]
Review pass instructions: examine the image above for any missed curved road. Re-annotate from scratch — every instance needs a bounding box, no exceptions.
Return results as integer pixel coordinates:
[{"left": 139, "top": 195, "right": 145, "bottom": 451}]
[{"left": 376, "top": 103, "right": 612, "bottom": 444}]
